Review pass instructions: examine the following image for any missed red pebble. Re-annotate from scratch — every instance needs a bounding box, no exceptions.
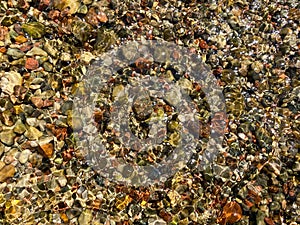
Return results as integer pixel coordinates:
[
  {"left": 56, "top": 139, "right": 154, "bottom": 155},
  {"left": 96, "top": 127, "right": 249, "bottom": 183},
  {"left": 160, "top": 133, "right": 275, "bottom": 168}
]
[{"left": 25, "top": 58, "right": 39, "bottom": 70}]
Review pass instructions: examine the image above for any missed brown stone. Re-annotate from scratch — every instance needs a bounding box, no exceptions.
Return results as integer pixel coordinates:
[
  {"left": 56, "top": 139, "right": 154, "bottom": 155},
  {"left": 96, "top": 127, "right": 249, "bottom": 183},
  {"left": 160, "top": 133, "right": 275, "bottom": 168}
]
[
  {"left": 43, "top": 99, "right": 53, "bottom": 107},
  {"left": 217, "top": 201, "right": 242, "bottom": 225},
  {"left": 0, "top": 164, "right": 15, "bottom": 182},
  {"left": 20, "top": 43, "right": 32, "bottom": 52},
  {"left": 60, "top": 213, "right": 69, "bottom": 223},
  {"left": 31, "top": 96, "right": 44, "bottom": 108},
  {"left": 0, "top": 47, "right": 6, "bottom": 53},
  {"left": 85, "top": 8, "right": 99, "bottom": 26},
  {"left": 25, "top": 58, "right": 39, "bottom": 70},
  {"left": 97, "top": 11, "right": 108, "bottom": 23},
  {"left": 39, "top": 142, "right": 54, "bottom": 158},
  {"left": 0, "top": 26, "right": 8, "bottom": 41},
  {"left": 15, "top": 35, "right": 27, "bottom": 43}
]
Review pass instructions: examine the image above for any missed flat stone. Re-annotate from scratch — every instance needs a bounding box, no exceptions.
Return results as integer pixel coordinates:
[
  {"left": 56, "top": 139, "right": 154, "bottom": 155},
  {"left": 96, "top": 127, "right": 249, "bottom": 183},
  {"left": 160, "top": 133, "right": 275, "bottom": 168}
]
[
  {"left": 26, "top": 47, "right": 48, "bottom": 56},
  {"left": 25, "top": 58, "right": 39, "bottom": 70},
  {"left": 24, "top": 126, "right": 43, "bottom": 140},
  {"left": 0, "top": 71, "right": 22, "bottom": 95},
  {"left": 13, "top": 120, "right": 26, "bottom": 134},
  {"left": 39, "top": 143, "right": 54, "bottom": 158},
  {"left": 18, "top": 149, "right": 32, "bottom": 164},
  {"left": 38, "top": 136, "right": 54, "bottom": 158},
  {"left": 0, "top": 164, "right": 15, "bottom": 182},
  {"left": 6, "top": 48, "right": 25, "bottom": 59},
  {"left": 0, "top": 129, "right": 16, "bottom": 146},
  {"left": 31, "top": 96, "right": 43, "bottom": 108}
]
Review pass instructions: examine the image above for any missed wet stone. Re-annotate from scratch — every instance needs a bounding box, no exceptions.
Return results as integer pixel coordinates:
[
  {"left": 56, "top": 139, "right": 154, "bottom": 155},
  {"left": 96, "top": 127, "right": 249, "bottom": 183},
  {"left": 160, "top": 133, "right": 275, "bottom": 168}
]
[
  {"left": 38, "top": 137, "right": 54, "bottom": 158},
  {"left": 0, "top": 71, "right": 22, "bottom": 95},
  {"left": 6, "top": 48, "right": 25, "bottom": 59},
  {"left": 18, "top": 149, "right": 32, "bottom": 164},
  {"left": 60, "top": 52, "right": 71, "bottom": 61},
  {"left": 132, "top": 94, "right": 153, "bottom": 120},
  {"left": 0, "top": 129, "right": 16, "bottom": 146},
  {"left": 15, "top": 35, "right": 27, "bottom": 43},
  {"left": 1, "top": 110, "right": 15, "bottom": 126},
  {"left": 0, "top": 164, "right": 15, "bottom": 182},
  {"left": 24, "top": 126, "right": 43, "bottom": 140},
  {"left": 43, "top": 62, "right": 53, "bottom": 72},
  {"left": 22, "top": 22, "right": 45, "bottom": 39},
  {"left": 270, "top": 201, "right": 281, "bottom": 211},
  {"left": 53, "top": 0, "right": 80, "bottom": 15},
  {"left": 25, "top": 58, "right": 39, "bottom": 70},
  {"left": 31, "top": 96, "right": 44, "bottom": 109},
  {"left": 14, "top": 120, "right": 26, "bottom": 134},
  {"left": 26, "top": 47, "right": 48, "bottom": 56}
]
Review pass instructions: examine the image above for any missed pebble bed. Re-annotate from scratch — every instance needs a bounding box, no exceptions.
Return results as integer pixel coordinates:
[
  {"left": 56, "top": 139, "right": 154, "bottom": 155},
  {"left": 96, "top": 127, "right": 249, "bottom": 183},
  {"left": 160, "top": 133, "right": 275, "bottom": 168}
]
[{"left": 0, "top": 0, "right": 299, "bottom": 224}]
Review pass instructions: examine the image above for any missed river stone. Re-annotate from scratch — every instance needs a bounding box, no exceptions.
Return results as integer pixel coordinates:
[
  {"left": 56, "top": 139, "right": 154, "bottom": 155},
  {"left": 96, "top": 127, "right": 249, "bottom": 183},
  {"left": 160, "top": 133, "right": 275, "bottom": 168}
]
[
  {"left": 18, "top": 149, "right": 32, "bottom": 164},
  {"left": 24, "top": 126, "right": 43, "bottom": 140},
  {"left": 26, "top": 47, "right": 48, "bottom": 56},
  {"left": 6, "top": 48, "right": 25, "bottom": 59},
  {"left": 0, "top": 71, "right": 22, "bottom": 95},
  {"left": 22, "top": 22, "right": 45, "bottom": 39},
  {"left": 13, "top": 120, "right": 26, "bottom": 134},
  {"left": 0, "top": 129, "right": 16, "bottom": 146},
  {"left": 0, "top": 164, "right": 15, "bottom": 182}
]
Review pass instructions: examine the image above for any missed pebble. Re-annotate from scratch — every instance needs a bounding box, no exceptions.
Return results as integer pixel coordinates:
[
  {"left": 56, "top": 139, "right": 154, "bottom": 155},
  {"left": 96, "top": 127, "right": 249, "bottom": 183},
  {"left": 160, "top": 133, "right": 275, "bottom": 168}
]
[
  {"left": 0, "top": 71, "right": 22, "bottom": 95},
  {"left": 24, "top": 126, "right": 43, "bottom": 140},
  {"left": 112, "top": 84, "right": 125, "bottom": 100},
  {"left": 25, "top": 58, "right": 39, "bottom": 70},
  {"left": 15, "top": 35, "right": 27, "bottom": 43},
  {"left": 0, "top": 129, "right": 16, "bottom": 146},
  {"left": 18, "top": 149, "right": 32, "bottom": 164},
  {"left": 53, "top": 0, "right": 80, "bottom": 15},
  {"left": 0, "top": 164, "right": 15, "bottom": 182},
  {"left": 0, "top": 26, "right": 8, "bottom": 41},
  {"left": 43, "top": 41, "right": 58, "bottom": 57},
  {"left": 80, "top": 52, "right": 95, "bottom": 64},
  {"left": 6, "top": 48, "right": 25, "bottom": 59},
  {"left": 22, "top": 22, "right": 45, "bottom": 39},
  {"left": 26, "top": 47, "right": 48, "bottom": 56},
  {"left": 0, "top": 143, "right": 4, "bottom": 157},
  {"left": 31, "top": 96, "right": 44, "bottom": 109},
  {"left": 13, "top": 120, "right": 26, "bottom": 134},
  {"left": 0, "top": 0, "right": 298, "bottom": 224},
  {"left": 38, "top": 137, "right": 54, "bottom": 158},
  {"left": 57, "top": 175, "right": 68, "bottom": 187}
]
